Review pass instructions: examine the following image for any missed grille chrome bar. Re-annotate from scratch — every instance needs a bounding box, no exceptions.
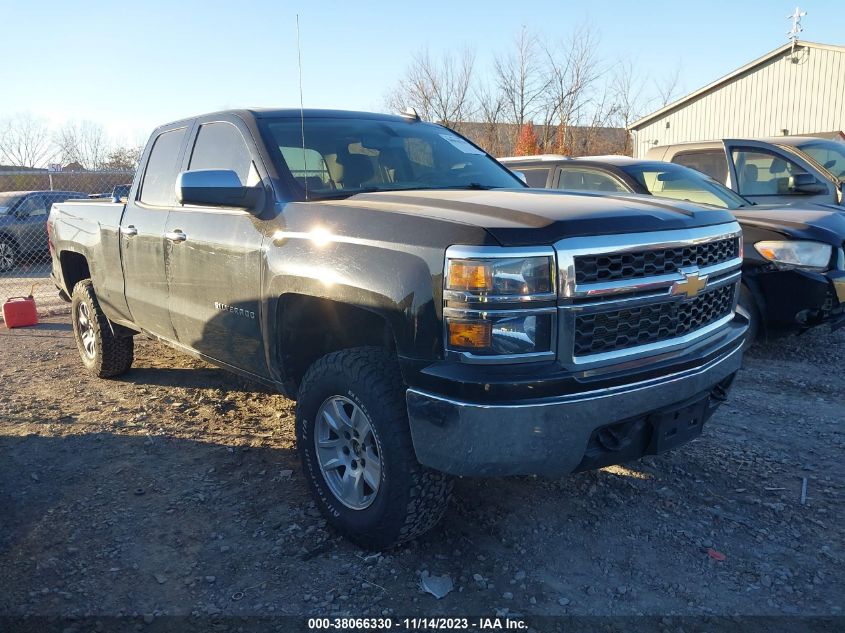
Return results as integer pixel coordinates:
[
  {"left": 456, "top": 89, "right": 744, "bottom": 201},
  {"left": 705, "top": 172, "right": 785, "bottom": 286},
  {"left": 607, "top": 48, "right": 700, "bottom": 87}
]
[
  {"left": 568, "top": 257, "right": 741, "bottom": 300},
  {"left": 557, "top": 225, "right": 743, "bottom": 300},
  {"left": 563, "top": 270, "right": 741, "bottom": 314}
]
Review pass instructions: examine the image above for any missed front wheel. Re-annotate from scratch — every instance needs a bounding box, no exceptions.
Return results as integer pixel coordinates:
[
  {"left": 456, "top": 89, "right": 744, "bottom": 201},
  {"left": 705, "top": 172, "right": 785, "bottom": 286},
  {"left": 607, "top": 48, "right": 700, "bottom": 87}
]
[
  {"left": 296, "top": 347, "right": 452, "bottom": 549},
  {"left": 71, "top": 280, "right": 134, "bottom": 378}
]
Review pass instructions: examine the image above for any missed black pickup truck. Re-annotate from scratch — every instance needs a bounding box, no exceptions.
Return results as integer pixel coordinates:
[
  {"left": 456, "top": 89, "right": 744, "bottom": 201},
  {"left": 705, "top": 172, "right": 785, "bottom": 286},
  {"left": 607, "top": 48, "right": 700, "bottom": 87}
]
[{"left": 48, "top": 109, "right": 746, "bottom": 548}]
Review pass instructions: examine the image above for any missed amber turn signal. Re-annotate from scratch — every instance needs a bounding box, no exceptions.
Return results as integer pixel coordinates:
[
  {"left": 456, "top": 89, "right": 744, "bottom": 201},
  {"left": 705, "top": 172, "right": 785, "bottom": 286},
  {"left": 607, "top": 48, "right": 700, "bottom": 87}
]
[
  {"left": 447, "top": 260, "right": 491, "bottom": 291},
  {"left": 447, "top": 320, "right": 492, "bottom": 349}
]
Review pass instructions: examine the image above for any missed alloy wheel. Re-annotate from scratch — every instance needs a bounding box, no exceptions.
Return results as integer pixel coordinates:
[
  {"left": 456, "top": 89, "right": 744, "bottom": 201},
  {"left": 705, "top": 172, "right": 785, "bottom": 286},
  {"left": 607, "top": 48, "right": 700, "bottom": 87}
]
[
  {"left": 77, "top": 302, "right": 96, "bottom": 359},
  {"left": 314, "top": 395, "right": 382, "bottom": 510}
]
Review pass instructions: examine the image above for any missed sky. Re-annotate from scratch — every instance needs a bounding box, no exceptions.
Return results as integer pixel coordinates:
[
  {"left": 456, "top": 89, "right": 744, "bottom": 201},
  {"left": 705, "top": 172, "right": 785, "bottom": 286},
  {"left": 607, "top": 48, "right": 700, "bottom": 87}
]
[{"left": 0, "top": 0, "right": 843, "bottom": 146}]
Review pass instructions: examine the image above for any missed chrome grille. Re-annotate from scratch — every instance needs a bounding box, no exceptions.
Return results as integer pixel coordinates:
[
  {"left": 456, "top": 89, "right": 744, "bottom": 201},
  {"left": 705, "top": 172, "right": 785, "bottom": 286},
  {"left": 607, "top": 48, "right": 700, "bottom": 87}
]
[
  {"left": 574, "top": 236, "right": 740, "bottom": 284},
  {"left": 573, "top": 283, "right": 736, "bottom": 356},
  {"left": 556, "top": 224, "right": 744, "bottom": 370}
]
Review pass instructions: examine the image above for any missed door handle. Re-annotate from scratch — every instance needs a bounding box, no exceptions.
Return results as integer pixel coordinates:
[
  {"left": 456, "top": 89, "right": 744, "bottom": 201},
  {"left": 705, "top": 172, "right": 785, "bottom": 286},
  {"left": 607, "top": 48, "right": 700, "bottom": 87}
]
[
  {"left": 120, "top": 225, "right": 138, "bottom": 237},
  {"left": 164, "top": 230, "right": 187, "bottom": 243}
]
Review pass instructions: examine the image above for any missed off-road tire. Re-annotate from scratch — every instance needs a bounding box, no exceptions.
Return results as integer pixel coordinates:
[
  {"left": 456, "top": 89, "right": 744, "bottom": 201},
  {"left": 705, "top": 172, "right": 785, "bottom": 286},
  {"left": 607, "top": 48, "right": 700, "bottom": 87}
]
[
  {"left": 296, "top": 346, "right": 452, "bottom": 549},
  {"left": 737, "top": 284, "right": 761, "bottom": 351},
  {"left": 71, "top": 280, "right": 134, "bottom": 378}
]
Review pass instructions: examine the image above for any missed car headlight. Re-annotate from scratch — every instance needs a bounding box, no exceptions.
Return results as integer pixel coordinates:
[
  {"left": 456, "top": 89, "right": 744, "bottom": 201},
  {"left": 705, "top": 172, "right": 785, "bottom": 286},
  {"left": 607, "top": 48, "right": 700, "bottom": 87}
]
[
  {"left": 446, "top": 255, "right": 554, "bottom": 299},
  {"left": 754, "top": 241, "right": 833, "bottom": 271},
  {"left": 443, "top": 246, "right": 557, "bottom": 363},
  {"left": 445, "top": 309, "right": 556, "bottom": 357}
]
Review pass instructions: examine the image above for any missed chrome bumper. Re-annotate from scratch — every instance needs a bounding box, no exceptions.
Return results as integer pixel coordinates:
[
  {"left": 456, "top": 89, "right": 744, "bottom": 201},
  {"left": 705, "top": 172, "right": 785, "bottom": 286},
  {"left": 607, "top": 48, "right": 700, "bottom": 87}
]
[{"left": 406, "top": 340, "right": 743, "bottom": 477}]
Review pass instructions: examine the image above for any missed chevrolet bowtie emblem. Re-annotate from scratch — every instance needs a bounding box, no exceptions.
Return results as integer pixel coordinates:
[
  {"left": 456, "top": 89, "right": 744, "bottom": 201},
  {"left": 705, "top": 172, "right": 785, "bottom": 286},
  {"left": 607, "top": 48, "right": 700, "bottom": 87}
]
[{"left": 670, "top": 269, "right": 708, "bottom": 299}]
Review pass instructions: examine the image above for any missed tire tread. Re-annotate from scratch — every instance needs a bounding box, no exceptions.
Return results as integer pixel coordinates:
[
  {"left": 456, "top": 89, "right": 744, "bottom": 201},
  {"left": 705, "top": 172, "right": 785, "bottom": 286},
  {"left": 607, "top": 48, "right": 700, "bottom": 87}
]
[
  {"left": 297, "top": 347, "right": 452, "bottom": 548},
  {"left": 72, "top": 280, "right": 134, "bottom": 378}
]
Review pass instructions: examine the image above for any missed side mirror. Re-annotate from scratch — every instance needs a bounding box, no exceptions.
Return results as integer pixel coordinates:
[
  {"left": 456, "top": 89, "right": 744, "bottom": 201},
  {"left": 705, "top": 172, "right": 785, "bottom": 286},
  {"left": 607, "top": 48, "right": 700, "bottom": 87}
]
[
  {"left": 176, "top": 169, "right": 260, "bottom": 209},
  {"left": 788, "top": 172, "right": 828, "bottom": 194},
  {"left": 511, "top": 170, "right": 528, "bottom": 185}
]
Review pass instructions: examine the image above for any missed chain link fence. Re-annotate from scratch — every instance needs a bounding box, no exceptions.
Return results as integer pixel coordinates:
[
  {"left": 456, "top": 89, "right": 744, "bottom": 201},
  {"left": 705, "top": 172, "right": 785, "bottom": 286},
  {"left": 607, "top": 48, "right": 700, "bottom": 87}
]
[{"left": 0, "top": 170, "right": 134, "bottom": 319}]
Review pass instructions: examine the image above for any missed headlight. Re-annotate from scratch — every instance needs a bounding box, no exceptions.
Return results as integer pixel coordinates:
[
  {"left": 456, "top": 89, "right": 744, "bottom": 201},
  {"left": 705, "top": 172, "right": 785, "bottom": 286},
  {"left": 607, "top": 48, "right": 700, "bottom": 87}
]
[
  {"left": 443, "top": 246, "right": 557, "bottom": 362},
  {"left": 754, "top": 241, "right": 833, "bottom": 271},
  {"left": 445, "top": 254, "right": 555, "bottom": 300},
  {"left": 445, "top": 309, "right": 555, "bottom": 357}
]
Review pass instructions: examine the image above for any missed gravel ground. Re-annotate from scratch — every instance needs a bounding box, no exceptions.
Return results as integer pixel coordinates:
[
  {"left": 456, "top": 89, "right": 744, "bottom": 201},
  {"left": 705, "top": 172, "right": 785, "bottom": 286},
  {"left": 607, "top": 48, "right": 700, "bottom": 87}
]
[{"left": 0, "top": 316, "right": 843, "bottom": 626}]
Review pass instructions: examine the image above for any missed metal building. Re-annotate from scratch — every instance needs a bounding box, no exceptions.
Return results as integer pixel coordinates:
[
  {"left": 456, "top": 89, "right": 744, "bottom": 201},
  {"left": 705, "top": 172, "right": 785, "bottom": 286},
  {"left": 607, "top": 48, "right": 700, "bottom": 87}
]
[{"left": 629, "top": 41, "right": 845, "bottom": 158}]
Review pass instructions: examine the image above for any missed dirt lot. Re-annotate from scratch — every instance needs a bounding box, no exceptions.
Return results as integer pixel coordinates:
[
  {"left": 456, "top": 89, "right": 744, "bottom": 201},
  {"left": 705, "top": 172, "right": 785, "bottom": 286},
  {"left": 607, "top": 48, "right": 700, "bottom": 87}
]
[{"left": 1, "top": 316, "right": 843, "bottom": 626}]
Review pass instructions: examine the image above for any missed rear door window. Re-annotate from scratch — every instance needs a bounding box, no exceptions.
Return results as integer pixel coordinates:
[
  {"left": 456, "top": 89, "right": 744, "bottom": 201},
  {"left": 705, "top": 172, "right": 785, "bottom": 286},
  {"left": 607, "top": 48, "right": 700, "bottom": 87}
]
[
  {"left": 555, "top": 167, "right": 629, "bottom": 193},
  {"left": 673, "top": 150, "right": 728, "bottom": 183},
  {"left": 519, "top": 167, "right": 551, "bottom": 188},
  {"left": 731, "top": 148, "right": 809, "bottom": 196},
  {"left": 188, "top": 122, "right": 254, "bottom": 184},
  {"left": 139, "top": 128, "right": 187, "bottom": 206}
]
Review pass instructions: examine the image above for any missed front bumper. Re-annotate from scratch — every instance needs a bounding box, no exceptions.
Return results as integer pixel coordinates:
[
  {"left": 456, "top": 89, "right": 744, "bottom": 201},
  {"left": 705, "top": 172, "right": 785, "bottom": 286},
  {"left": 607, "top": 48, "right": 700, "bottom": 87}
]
[
  {"left": 754, "top": 268, "right": 845, "bottom": 330},
  {"left": 406, "top": 339, "right": 742, "bottom": 477}
]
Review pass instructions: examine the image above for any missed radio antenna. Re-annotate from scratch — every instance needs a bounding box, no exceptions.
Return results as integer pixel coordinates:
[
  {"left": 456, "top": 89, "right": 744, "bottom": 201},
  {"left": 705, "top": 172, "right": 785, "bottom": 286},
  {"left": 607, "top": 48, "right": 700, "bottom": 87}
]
[{"left": 296, "top": 14, "right": 308, "bottom": 199}]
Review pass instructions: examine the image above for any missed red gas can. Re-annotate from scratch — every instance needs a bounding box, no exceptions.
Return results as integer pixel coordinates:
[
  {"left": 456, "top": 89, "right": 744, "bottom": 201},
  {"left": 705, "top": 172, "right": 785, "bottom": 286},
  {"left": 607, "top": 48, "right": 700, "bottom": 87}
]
[{"left": 2, "top": 296, "right": 39, "bottom": 328}]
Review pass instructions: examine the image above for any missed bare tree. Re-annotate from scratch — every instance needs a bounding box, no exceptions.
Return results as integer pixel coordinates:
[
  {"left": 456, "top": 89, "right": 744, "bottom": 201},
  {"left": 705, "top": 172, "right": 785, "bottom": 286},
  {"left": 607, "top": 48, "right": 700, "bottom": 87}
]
[
  {"left": 55, "top": 120, "right": 110, "bottom": 170},
  {"left": 493, "top": 26, "right": 550, "bottom": 134},
  {"left": 576, "top": 84, "right": 621, "bottom": 155},
  {"left": 609, "top": 58, "right": 648, "bottom": 154},
  {"left": 0, "top": 113, "right": 55, "bottom": 168},
  {"left": 655, "top": 62, "right": 683, "bottom": 107},
  {"left": 386, "top": 48, "right": 477, "bottom": 131},
  {"left": 474, "top": 81, "right": 507, "bottom": 155},
  {"left": 542, "top": 24, "right": 602, "bottom": 154}
]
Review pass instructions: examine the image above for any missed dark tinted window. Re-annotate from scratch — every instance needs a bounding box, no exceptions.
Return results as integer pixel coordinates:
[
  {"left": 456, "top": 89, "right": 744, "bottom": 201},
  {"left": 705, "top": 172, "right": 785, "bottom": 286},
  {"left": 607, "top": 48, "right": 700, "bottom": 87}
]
[
  {"left": 673, "top": 150, "right": 729, "bottom": 183},
  {"left": 188, "top": 122, "right": 252, "bottom": 182},
  {"left": 140, "top": 128, "right": 187, "bottom": 206},
  {"left": 519, "top": 168, "right": 551, "bottom": 187}
]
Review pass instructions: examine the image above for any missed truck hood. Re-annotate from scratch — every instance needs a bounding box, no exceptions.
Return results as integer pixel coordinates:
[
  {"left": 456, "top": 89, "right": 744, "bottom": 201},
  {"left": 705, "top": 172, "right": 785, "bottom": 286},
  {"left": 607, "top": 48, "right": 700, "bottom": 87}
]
[
  {"left": 329, "top": 189, "right": 736, "bottom": 246},
  {"left": 733, "top": 205, "right": 845, "bottom": 246}
]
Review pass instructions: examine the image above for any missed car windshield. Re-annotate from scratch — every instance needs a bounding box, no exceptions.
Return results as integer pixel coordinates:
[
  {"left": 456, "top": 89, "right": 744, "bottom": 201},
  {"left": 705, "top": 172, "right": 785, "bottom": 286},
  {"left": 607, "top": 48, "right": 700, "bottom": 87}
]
[
  {"left": 260, "top": 116, "right": 522, "bottom": 199},
  {"left": 0, "top": 194, "right": 22, "bottom": 213},
  {"left": 620, "top": 162, "right": 749, "bottom": 209},
  {"left": 795, "top": 140, "right": 845, "bottom": 180}
]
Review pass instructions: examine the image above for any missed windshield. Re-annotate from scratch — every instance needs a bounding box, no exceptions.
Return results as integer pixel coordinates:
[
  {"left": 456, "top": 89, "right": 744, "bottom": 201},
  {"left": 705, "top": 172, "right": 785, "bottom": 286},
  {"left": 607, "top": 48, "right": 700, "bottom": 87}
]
[
  {"left": 260, "top": 117, "right": 522, "bottom": 198},
  {"left": 0, "top": 194, "right": 23, "bottom": 213},
  {"left": 795, "top": 140, "right": 845, "bottom": 180},
  {"left": 620, "top": 162, "right": 749, "bottom": 209}
]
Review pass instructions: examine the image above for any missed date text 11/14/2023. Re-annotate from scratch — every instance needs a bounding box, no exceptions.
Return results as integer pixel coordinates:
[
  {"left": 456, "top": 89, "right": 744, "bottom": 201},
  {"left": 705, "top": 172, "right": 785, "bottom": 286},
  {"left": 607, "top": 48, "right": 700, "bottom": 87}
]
[{"left": 307, "top": 616, "right": 528, "bottom": 630}]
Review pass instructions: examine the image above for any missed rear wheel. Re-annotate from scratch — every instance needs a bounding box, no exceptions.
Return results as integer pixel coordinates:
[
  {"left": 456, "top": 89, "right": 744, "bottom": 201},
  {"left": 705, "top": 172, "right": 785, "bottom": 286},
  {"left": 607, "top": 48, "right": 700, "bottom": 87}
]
[
  {"left": 296, "top": 347, "right": 452, "bottom": 549},
  {"left": 0, "top": 236, "right": 17, "bottom": 272},
  {"left": 736, "top": 284, "right": 761, "bottom": 351},
  {"left": 71, "top": 280, "right": 134, "bottom": 378}
]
